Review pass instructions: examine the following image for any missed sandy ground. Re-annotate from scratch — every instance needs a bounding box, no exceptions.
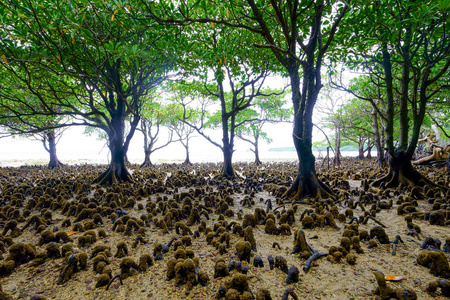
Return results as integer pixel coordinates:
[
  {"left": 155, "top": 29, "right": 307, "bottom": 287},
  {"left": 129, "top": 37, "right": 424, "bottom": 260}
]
[{"left": 0, "top": 159, "right": 449, "bottom": 300}]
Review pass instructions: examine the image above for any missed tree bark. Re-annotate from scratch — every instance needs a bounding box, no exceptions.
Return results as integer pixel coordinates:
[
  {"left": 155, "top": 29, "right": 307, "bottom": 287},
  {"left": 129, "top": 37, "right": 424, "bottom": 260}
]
[
  {"left": 242, "top": 0, "right": 346, "bottom": 200},
  {"left": 398, "top": 25, "right": 411, "bottom": 152},
  {"left": 382, "top": 43, "right": 395, "bottom": 152},
  {"left": 222, "top": 143, "right": 234, "bottom": 178},
  {"left": 372, "top": 108, "right": 385, "bottom": 166},
  {"left": 94, "top": 114, "right": 132, "bottom": 185},
  {"left": 124, "top": 153, "right": 131, "bottom": 165},
  {"left": 46, "top": 131, "right": 64, "bottom": 169},
  {"left": 366, "top": 145, "right": 372, "bottom": 159},
  {"left": 219, "top": 78, "right": 235, "bottom": 178},
  {"left": 254, "top": 134, "right": 262, "bottom": 165},
  {"left": 182, "top": 145, "right": 191, "bottom": 165},
  {"left": 358, "top": 139, "right": 365, "bottom": 159},
  {"left": 283, "top": 66, "right": 334, "bottom": 200},
  {"left": 334, "top": 124, "right": 341, "bottom": 166},
  {"left": 94, "top": 138, "right": 131, "bottom": 185},
  {"left": 254, "top": 147, "right": 262, "bottom": 165},
  {"left": 372, "top": 32, "right": 442, "bottom": 188},
  {"left": 140, "top": 150, "right": 153, "bottom": 167}
]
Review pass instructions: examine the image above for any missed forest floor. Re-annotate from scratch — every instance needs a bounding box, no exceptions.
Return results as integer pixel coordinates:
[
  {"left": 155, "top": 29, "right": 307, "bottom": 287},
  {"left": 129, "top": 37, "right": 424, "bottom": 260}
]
[{"left": 0, "top": 158, "right": 449, "bottom": 300}]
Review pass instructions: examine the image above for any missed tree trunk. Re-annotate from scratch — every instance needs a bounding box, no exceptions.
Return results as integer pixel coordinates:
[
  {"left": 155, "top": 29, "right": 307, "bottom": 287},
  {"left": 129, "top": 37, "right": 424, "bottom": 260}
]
[
  {"left": 372, "top": 151, "right": 436, "bottom": 188},
  {"left": 46, "top": 131, "right": 64, "bottom": 169},
  {"left": 94, "top": 115, "right": 132, "bottom": 185},
  {"left": 254, "top": 147, "right": 262, "bottom": 165},
  {"left": 218, "top": 78, "right": 236, "bottom": 178},
  {"left": 94, "top": 138, "right": 131, "bottom": 185},
  {"left": 254, "top": 134, "right": 262, "bottom": 165},
  {"left": 372, "top": 108, "right": 385, "bottom": 166},
  {"left": 183, "top": 145, "right": 191, "bottom": 165},
  {"left": 282, "top": 66, "right": 334, "bottom": 200},
  {"left": 398, "top": 25, "right": 411, "bottom": 152},
  {"left": 140, "top": 150, "right": 153, "bottom": 167},
  {"left": 382, "top": 43, "right": 395, "bottom": 152},
  {"left": 333, "top": 125, "right": 341, "bottom": 166},
  {"left": 373, "top": 34, "right": 440, "bottom": 189},
  {"left": 124, "top": 153, "right": 131, "bottom": 165},
  {"left": 222, "top": 144, "right": 234, "bottom": 178},
  {"left": 358, "top": 140, "right": 365, "bottom": 159},
  {"left": 366, "top": 145, "right": 372, "bottom": 159}
]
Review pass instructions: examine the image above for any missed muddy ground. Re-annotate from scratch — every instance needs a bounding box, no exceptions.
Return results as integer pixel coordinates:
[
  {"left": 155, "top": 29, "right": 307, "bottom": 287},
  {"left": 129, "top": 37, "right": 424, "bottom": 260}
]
[{"left": 0, "top": 158, "right": 449, "bottom": 300}]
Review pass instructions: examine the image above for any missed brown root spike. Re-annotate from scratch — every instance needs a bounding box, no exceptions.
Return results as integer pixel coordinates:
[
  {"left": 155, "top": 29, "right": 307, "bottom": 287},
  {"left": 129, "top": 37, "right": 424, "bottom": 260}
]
[
  {"left": 106, "top": 274, "right": 123, "bottom": 290},
  {"left": 291, "top": 230, "right": 312, "bottom": 257},
  {"left": 281, "top": 287, "right": 299, "bottom": 300}
]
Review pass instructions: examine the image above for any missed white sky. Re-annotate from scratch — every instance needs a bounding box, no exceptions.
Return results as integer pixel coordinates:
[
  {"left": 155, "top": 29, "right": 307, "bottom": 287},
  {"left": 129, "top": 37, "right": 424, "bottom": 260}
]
[{"left": 0, "top": 121, "right": 304, "bottom": 166}]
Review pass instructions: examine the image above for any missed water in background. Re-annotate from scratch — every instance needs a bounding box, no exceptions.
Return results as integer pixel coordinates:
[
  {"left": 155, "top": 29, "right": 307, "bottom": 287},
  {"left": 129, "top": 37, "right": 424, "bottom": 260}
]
[
  {"left": 0, "top": 140, "right": 361, "bottom": 167},
  {"left": 0, "top": 126, "right": 363, "bottom": 166}
]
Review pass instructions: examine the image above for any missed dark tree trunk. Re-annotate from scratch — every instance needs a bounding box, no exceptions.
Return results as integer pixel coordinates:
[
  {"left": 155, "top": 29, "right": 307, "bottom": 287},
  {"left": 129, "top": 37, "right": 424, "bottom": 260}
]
[
  {"left": 222, "top": 144, "right": 234, "bottom": 178},
  {"left": 91, "top": 60, "right": 139, "bottom": 186},
  {"left": 94, "top": 137, "right": 131, "bottom": 185},
  {"left": 254, "top": 147, "right": 262, "bottom": 165},
  {"left": 372, "top": 36, "right": 442, "bottom": 189},
  {"left": 46, "top": 131, "right": 64, "bottom": 169},
  {"left": 124, "top": 153, "right": 131, "bottom": 165},
  {"left": 283, "top": 66, "right": 334, "bottom": 200},
  {"left": 382, "top": 43, "right": 395, "bottom": 152},
  {"left": 219, "top": 79, "right": 235, "bottom": 178},
  {"left": 243, "top": 0, "right": 347, "bottom": 200},
  {"left": 182, "top": 145, "right": 191, "bottom": 165},
  {"left": 140, "top": 150, "right": 153, "bottom": 167},
  {"left": 94, "top": 114, "right": 133, "bottom": 185},
  {"left": 372, "top": 108, "right": 385, "bottom": 166}
]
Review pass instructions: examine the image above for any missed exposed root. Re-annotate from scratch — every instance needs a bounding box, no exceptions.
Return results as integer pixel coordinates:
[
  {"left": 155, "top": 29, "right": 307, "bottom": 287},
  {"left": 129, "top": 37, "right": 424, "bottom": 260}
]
[
  {"left": 93, "top": 163, "right": 133, "bottom": 186},
  {"left": 48, "top": 160, "right": 65, "bottom": 170},
  {"left": 140, "top": 161, "right": 153, "bottom": 168},
  {"left": 372, "top": 152, "right": 445, "bottom": 190},
  {"left": 283, "top": 173, "right": 335, "bottom": 201},
  {"left": 182, "top": 159, "right": 192, "bottom": 166}
]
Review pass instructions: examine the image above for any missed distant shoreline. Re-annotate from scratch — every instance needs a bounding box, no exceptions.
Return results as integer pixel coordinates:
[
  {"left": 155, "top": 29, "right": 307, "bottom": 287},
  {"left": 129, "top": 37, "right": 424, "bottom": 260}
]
[
  {"left": 0, "top": 150, "right": 367, "bottom": 167},
  {"left": 269, "top": 146, "right": 361, "bottom": 152}
]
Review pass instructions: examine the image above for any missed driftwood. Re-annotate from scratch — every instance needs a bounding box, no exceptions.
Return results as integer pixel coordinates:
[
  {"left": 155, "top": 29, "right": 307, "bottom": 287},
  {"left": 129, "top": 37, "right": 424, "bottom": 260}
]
[
  {"left": 348, "top": 216, "right": 359, "bottom": 224},
  {"left": 363, "top": 215, "right": 387, "bottom": 228},
  {"left": 106, "top": 274, "right": 123, "bottom": 290},
  {"left": 281, "top": 287, "right": 299, "bottom": 300},
  {"left": 303, "top": 245, "right": 327, "bottom": 272},
  {"left": 413, "top": 145, "right": 450, "bottom": 165}
]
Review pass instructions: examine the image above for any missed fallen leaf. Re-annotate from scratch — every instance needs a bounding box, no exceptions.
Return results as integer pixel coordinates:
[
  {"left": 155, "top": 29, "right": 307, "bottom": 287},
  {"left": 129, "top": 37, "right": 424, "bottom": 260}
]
[{"left": 385, "top": 275, "right": 404, "bottom": 281}]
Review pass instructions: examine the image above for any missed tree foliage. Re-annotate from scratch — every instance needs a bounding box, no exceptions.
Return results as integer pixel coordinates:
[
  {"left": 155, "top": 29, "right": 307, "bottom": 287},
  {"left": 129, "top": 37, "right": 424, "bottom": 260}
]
[{"left": 0, "top": 0, "right": 179, "bottom": 184}]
